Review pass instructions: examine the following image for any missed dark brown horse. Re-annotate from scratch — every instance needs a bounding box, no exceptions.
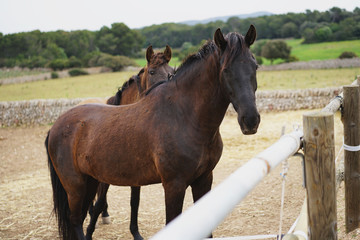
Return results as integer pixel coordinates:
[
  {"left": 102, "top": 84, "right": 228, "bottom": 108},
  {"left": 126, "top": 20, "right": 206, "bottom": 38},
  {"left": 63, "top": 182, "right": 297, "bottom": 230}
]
[
  {"left": 86, "top": 45, "right": 173, "bottom": 240},
  {"left": 45, "top": 26, "right": 260, "bottom": 240}
]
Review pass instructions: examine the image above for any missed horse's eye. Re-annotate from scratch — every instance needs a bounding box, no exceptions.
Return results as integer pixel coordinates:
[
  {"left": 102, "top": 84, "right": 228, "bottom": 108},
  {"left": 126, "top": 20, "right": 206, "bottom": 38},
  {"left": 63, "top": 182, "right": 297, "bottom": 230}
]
[
  {"left": 223, "top": 68, "right": 231, "bottom": 75},
  {"left": 149, "top": 70, "right": 155, "bottom": 75}
]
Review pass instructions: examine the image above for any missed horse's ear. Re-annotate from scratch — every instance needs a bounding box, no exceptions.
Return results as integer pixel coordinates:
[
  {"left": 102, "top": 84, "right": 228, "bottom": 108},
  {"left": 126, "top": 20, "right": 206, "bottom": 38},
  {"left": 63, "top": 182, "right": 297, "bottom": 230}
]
[
  {"left": 245, "top": 25, "right": 257, "bottom": 47},
  {"left": 214, "top": 28, "right": 227, "bottom": 52},
  {"left": 164, "top": 45, "right": 172, "bottom": 62},
  {"left": 146, "top": 45, "right": 154, "bottom": 63}
]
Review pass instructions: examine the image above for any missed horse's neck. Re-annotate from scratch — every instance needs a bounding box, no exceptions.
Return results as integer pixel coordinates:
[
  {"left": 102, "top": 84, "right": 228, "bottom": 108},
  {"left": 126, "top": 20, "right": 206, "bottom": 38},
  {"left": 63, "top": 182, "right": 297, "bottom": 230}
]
[
  {"left": 120, "top": 84, "right": 140, "bottom": 104},
  {"left": 174, "top": 55, "right": 229, "bottom": 133}
]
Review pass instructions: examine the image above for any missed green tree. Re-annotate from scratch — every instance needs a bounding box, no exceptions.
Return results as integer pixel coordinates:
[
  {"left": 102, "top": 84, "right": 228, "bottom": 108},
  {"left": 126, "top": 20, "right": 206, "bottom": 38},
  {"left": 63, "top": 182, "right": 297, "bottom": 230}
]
[
  {"left": 41, "top": 42, "right": 67, "bottom": 60},
  {"left": 96, "top": 23, "right": 144, "bottom": 56},
  {"left": 261, "top": 40, "right": 291, "bottom": 64},
  {"left": 251, "top": 39, "right": 268, "bottom": 56},
  {"left": 97, "top": 33, "right": 117, "bottom": 54},
  {"left": 66, "top": 30, "right": 96, "bottom": 58},
  {"left": 314, "top": 26, "right": 333, "bottom": 41},
  {"left": 281, "top": 22, "right": 299, "bottom": 38}
]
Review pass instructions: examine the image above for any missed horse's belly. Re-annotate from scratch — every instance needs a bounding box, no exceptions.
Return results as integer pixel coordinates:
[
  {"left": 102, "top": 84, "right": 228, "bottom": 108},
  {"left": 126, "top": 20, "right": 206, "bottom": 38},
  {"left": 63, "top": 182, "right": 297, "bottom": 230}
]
[
  {"left": 88, "top": 156, "right": 161, "bottom": 187},
  {"left": 107, "top": 168, "right": 162, "bottom": 187}
]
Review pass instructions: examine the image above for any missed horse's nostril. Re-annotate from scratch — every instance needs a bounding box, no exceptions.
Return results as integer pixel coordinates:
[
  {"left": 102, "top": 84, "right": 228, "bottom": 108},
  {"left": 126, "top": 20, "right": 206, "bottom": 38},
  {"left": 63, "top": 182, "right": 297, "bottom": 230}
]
[{"left": 241, "top": 114, "right": 260, "bottom": 131}]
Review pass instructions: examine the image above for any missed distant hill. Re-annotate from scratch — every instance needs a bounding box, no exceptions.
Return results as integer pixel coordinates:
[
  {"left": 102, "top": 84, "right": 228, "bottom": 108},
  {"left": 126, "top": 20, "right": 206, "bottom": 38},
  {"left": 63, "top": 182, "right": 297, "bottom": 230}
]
[{"left": 179, "top": 11, "right": 273, "bottom": 25}]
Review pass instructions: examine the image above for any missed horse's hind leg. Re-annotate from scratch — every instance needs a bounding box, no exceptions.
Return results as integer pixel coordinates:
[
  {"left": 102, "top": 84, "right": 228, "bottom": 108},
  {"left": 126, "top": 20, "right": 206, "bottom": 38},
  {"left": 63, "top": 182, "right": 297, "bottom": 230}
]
[
  {"left": 68, "top": 193, "right": 87, "bottom": 240},
  {"left": 86, "top": 183, "right": 109, "bottom": 239},
  {"left": 89, "top": 183, "right": 111, "bottom": 224},
  {"left": 100, "top": 183, "right": 111, "bottom": 224},
  {"left": 130, "top": 186, "right": 143, "bottom": 240},
  {"left": 68, "top": 176, "right": 98, "bottom": 240}
]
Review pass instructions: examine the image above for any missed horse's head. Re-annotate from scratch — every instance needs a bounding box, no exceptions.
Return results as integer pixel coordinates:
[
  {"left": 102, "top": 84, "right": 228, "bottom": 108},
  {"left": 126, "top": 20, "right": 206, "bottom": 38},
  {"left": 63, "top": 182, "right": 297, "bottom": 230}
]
[
  {"left": 214, "top": 25, "right": 260, "bottom": 135},
  {"left": 141, "top": 45, "right": 174, "bottom": 91}
]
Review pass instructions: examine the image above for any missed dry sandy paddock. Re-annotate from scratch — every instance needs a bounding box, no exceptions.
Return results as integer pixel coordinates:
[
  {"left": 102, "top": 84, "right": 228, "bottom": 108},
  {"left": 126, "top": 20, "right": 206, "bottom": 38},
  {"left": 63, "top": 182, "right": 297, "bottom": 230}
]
[{"left": 1, "top": 110, "right": 359, "bottom": 239}]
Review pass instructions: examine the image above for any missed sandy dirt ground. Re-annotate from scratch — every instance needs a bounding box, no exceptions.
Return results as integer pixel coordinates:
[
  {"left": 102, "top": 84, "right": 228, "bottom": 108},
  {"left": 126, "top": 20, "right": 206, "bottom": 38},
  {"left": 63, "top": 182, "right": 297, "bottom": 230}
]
[{"left": 0, "top": 110, "right": 359, "bottom": 239}]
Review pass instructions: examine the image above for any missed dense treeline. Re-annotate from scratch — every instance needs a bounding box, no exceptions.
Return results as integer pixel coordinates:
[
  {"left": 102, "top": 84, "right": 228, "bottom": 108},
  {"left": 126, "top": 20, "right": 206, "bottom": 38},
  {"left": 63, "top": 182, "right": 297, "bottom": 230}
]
[
  {"left": 0, "top": 23, "right": 142, "bottom": 69},
  {"left": 140, "top": 7, "right": 360, "bottom": 48},
  {"left": 0, "top": 7, "right": 359, "bottom": 69}
]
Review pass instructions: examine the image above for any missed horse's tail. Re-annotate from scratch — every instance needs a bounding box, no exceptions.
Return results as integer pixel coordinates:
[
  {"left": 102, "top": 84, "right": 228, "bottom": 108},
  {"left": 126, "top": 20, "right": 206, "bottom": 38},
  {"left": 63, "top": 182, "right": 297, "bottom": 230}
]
[{"left": 45, "top": 131, "right": 74, "bottom": 240}]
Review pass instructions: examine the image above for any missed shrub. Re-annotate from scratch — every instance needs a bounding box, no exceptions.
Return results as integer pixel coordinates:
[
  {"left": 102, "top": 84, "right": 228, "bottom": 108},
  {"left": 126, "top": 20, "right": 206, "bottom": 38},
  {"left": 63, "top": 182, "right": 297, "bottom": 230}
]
[
  {"left": 285, "top": 55, "right": 300, "bottom": 63},
  {"left": 339, "top": 51, "right": 358, "bottom": 59},
  {"left": 68, "top": 56, "right": 82, "bottom": 68},
  {"left": 252, "top": 39, "right": 268, "bottom": 56},
  {"left": 68, "top": 68, "right": 89, "bottom": 77},
  {"left": 98, "top": 54, "right": 137, "bottom": 71},
  {"left": 171, "top": 48, "right": 181, "bottom": 59},
  {"left": 314, "top": 26, "right": 333, "bottom": 42},
  {"left": 83, "top": 51, "right": 102, "bottom": 67},
  {"left": 51, "top": 72, "right": 59, "bottom": 79},
  {"left": 28, "top": 56, "right": 47, "bottom": 68},
  {"left": 83, "top": 52, "right": 137, "bottom": 71},
  {"left": 0, "top": 58, "right": 16, "bottom": 68},
  {"left": 261, "top": 40, "right": 292, "bottom": 64},
  {"left": 48, "top": 59, "right": 69, "bottom": 70},
  {"left": 17, "top": 56, "right": 47, "bottom": 69},
  {"left": 255, "top": 56, "right": 263, "bottom": 65}
]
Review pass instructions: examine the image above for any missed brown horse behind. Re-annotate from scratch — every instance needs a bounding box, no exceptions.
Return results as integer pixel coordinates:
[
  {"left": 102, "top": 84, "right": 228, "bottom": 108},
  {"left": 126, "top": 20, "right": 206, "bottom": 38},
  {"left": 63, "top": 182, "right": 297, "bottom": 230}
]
[
  {"left": 83, "top": 45, "right": 173, "bottom": 240},
  {"left": 46, "top": 26, "right": 260, "bottom": 240}
]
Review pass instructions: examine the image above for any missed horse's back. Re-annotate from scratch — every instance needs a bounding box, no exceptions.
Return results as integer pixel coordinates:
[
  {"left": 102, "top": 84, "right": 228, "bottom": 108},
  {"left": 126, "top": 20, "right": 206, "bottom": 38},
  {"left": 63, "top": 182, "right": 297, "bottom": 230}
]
[
  {"left": 48, "top": 103, "right": 162, "bottom": 185},
  {"left": 78, "top": 98, "right": 107, "bottom": 105}
]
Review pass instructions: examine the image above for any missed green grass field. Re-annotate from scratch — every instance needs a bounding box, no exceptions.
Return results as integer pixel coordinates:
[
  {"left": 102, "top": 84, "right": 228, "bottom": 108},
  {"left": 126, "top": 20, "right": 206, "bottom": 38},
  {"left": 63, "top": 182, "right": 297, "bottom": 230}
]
[
  {"left": 1, "top": 68, "right": 359, "bottom": 101},
  {"left": 137, "top": 39, "right": 360, "bottom": 66},
  {"left": 257, "top": 68, "right": 360, "bottom": 90},
  {"left": 286, "top": 39, "right": 360, "bottom": 61},
  {"left": 0, "top": 71, "right": 138, "bottom": 101},
  {"left": 258, "top": 39, "right": 360, "bottom": 65},
  {"left": 1, "top": 39, "right": 359, "bottom": 101}
]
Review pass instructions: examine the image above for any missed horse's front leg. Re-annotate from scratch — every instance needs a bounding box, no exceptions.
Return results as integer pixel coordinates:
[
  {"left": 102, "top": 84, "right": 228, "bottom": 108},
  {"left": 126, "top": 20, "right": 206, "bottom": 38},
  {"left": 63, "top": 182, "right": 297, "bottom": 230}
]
[
  {"left": 190, "top": 171, "right": 213, "bottom": 202},
  {"left": 190, "top": 171, "right": 213, "bottom": 238},
  {"left": 163, "top": 181, "right": 187, "bottom": 224}
]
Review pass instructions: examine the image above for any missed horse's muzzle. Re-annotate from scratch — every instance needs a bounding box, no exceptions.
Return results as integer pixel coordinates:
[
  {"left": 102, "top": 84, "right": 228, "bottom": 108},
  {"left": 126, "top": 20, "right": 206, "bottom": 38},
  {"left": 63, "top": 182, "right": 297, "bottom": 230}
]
[{"left": 238, "top": 113, "right": 260, "bottom": 135}]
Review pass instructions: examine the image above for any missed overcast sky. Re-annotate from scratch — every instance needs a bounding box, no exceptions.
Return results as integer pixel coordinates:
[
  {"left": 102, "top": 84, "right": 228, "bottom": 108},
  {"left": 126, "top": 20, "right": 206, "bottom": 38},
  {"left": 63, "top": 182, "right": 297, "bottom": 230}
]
[{"left": 0, "top": 0, "right": 358, "bottom": 35}]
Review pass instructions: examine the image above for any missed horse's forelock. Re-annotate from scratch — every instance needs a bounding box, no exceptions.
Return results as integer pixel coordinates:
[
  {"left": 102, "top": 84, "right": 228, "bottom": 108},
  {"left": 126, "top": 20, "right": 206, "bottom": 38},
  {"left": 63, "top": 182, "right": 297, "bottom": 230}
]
[
  {"left": 148, "top": 53, "right": 169, "bottom": 68},
  {"left": 222, "top": 32, "right": 246, "bottom": 69}
]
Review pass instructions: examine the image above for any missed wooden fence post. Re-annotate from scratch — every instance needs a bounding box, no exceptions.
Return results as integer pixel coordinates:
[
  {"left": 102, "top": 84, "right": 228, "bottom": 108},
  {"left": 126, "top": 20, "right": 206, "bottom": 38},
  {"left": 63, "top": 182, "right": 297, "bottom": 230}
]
[
  {"left": 343, "top": 85, "right": 360, "bottom": 233},
  {"left": 303, "top": 112, "right": 337, "bottom": 240}
]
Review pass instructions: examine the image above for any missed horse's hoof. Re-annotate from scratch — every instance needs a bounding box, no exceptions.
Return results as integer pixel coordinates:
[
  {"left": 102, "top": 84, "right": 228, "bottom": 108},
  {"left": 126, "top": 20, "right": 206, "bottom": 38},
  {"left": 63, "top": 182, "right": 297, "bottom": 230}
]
[
  {"left": 134, "top": 235, "right": 144, "bottom": 240},
  {"left": 102, "top": 216, "right": 111, "bottom": 224}
]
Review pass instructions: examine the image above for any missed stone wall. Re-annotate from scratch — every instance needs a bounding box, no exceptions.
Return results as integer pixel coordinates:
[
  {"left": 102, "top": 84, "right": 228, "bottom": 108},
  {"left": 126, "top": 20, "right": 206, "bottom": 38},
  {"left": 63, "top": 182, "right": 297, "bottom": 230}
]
[
  {"left": 0, "top": 87, "right": 342, "bottom": 127},
  {"left": 0, "top": 98, "right": 83, "bottom": 127},
  {"left": 260, "top": 58, "right": 360, "bottom": 71},
  {"left": 226, "top": 87, "right": 341, "bottom": 115}
]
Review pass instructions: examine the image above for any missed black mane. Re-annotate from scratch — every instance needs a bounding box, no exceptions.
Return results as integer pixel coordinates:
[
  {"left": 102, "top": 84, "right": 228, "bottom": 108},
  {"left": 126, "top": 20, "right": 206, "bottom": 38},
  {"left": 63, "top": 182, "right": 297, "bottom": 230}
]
[
  {"left": 107, "top": 69, "right": 144, "bottom": 105},
  {"left": 172, "top": 40, "right": 217, "bottom": 80}
]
